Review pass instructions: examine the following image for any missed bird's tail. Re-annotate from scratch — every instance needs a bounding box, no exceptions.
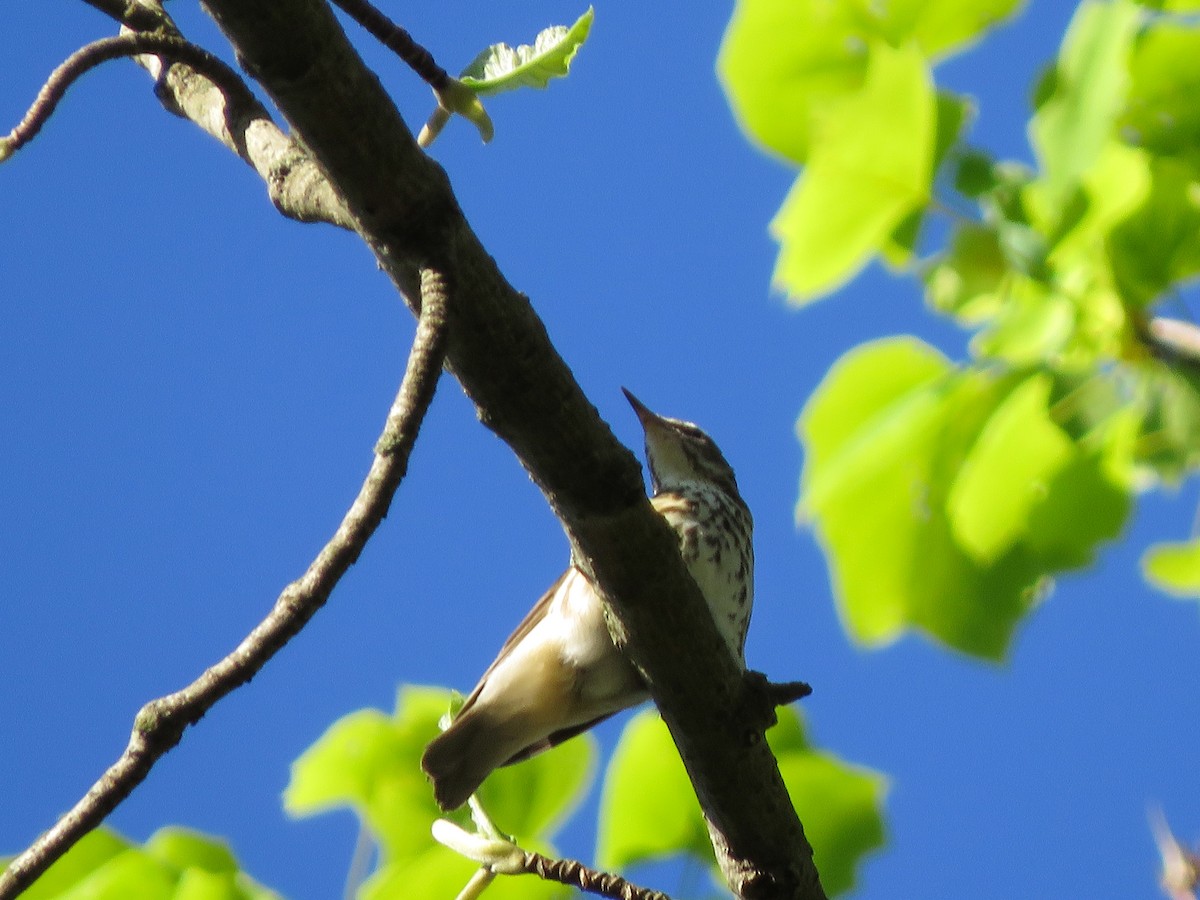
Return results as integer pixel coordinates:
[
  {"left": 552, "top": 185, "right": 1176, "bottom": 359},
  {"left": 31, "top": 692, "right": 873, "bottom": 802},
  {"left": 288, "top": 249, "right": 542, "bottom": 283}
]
[{"left": 421, "top": 706, "right": 506, "bottom": 811}]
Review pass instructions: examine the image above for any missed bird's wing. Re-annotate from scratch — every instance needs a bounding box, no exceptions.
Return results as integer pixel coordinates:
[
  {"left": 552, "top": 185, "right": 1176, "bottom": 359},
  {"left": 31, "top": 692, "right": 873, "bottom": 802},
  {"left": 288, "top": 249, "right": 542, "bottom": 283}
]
[
  {"left": 456, "top": 568, "right": 572, "bottom": 713},
  {"left": 500, "top": 710, "right": 621, "bottom": 766}
]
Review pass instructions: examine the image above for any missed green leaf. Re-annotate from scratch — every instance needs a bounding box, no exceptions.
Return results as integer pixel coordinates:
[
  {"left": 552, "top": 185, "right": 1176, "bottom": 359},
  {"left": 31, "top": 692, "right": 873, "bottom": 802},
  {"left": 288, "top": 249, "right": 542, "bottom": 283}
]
[
  {"left": 17, "top": 829, "right": 132, "bottom": 898},
  {"left": 926, "top": 224, "right": 1009, "bottom": 322},
  {"left": 1130, "top": 361, "right": 1200, "bottom": 479},
  {"left": 598, "top": 709, "right": 886, "bottom": 897},
  {"left": 1040, "top": 140, "right": 1150, "bottom": 266},
  {"left": 1031, "top": 0, "right": 1142, "bottom": 213},
  {"left": 799, "top": 339, "right": 1028, "bottom": 656},
  {"left": 1143, "top": 539, "right": 1200, "bottom": 597},
  {"left": 596, "top": 710, "right": 708, "bottom": 871},
  {"left": 476, "top": 732, "right": 596, "bottom": 840},
  {"left": 1024, "top": 442, "right": 1132, "bottom": 569},
  {"left": 145, "top": 828, "right": 239, "bottom": 876},
  {"left": 884, "top": 92, "right": 974, "bottom": 266},
  {"left": 947, "top": 374, "right": 1074, "bottom": 562},
  {"left": 173, "top": 869, "right": 244, "bottom": 900},
  {"left": 284, "top": 686, "right": 447, "bottom": 863},
  {"left": 459, "top": 8, "right": 593, "bottom": 96},
  {"left": 767, "top": 708, "right": 887, "bottom": 898},
  {"left": 873, "top": 0, "right": 1029, "bottom": 60},
  {"left": 970, "top": 279, "right": 1077, "bottom": 366},
  {"left": 1132, "top": 0, "right": 1200, "bottom": 9},
  {"left": 56, "top": 849, "right": 177, "bottom": 900},
  {"left": 799, "top": 337, "right": 953, "bottom": 496},
  {"left": 718, "top": 0, "right": 870, "bottom": 163},
  {"left": 1121, "top": 21, "right": 1200, "bottom": 161},
  {"left": 771, "top": 42, "right": 936, "bottom": 301},
  {"left": 955, "top": 149, "right": 1000, "bottom": 198},
  {"left": 718, "top": 0, "right": 1021, "bottom": 163},
  {"left": 799, "top": 338, "right": 1131, "bottom": 658},
  {"left": 15, "top": 827, "right": 277, "bottom": 900},
  {"left": 286, "top": 685, "right": 595, "bottom": 871},
  {"left": 284, "top": 707, "right": 412, "bottom": 814},
  {"left": 1110, "top": 156, "right": 1200, "bottom": 307}
]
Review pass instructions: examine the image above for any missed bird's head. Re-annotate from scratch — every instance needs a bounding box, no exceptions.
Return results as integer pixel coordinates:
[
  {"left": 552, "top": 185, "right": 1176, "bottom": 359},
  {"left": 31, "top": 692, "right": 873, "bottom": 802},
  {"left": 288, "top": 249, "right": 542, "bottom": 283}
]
[{"left": 623, "top": 388, "right": 741, "bottom": 499}]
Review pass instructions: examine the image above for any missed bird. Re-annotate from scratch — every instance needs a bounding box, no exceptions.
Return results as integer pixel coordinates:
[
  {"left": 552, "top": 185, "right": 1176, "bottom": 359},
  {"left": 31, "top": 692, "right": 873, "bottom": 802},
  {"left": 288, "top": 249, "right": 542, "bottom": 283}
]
[{"left": 421, "top": 388, "right": 754, "bottom": 811}]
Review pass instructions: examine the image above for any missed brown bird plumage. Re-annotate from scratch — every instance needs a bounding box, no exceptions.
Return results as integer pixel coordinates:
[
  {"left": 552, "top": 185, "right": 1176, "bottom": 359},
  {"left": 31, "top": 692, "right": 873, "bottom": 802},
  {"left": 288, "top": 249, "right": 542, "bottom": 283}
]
[{"left": 421, "top": 390, "right": 753, "bottom": 810}]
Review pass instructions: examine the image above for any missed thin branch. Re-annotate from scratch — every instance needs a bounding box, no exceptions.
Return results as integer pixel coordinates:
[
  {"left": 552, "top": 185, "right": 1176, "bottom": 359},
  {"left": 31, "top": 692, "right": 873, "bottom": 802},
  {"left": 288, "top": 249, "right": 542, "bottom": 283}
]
[
  {"left": 1151, "top": 806, "right": 1200, "bottom": 900},
  {"left": 434, "top": 819, "right": 670, "bottom": 900},
  {"left": 343, "top": 819, "right": 376, "bottom": 900},
  {"left": 1144, "top": 316, "right": 1200, "bottom": 368},
  {"left": 329, "top": 0, "right": 449, "bottom": 91},
  {"left": 1, "top": 32, "right": 251, "bottom": 161},
  {"left": 513, "top": 851, "right": 672, "bottom": 900},
  {"left": 325, "top": 0, "right": 491, "bottom": 147},
  {"left": 0, "top": 269, "right": 450, "bottom": 899}
]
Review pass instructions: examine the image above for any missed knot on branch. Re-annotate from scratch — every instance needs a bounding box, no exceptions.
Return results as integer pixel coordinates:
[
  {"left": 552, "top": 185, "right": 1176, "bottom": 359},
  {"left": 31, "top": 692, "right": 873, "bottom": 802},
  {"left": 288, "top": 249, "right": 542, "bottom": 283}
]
[
  {"left": 132, "top": 698, "right": 187, "bottom": 746},
  {"left": 741, "top": 670, "right": 813, "bottom": 734}
]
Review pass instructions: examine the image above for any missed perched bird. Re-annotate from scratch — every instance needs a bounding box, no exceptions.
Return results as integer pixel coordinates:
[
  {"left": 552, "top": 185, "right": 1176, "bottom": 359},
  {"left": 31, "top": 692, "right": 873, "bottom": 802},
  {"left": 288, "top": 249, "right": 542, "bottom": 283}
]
[{"left": 421, "top": 389, "right": 754, "bottom": 811}]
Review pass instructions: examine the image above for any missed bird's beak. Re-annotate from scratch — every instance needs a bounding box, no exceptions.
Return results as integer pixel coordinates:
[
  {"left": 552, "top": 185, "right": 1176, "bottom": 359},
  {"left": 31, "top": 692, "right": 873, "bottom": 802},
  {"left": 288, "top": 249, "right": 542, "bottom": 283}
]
[{"left": 622, "top": 387, "right": 658, "bottom": 427}]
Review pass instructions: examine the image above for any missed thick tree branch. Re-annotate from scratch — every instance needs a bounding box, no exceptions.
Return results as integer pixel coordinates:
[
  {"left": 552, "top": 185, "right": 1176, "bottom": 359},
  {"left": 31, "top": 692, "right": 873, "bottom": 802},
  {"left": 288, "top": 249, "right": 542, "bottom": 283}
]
[
  {"left": 0, "top": 269, "right": 450, "bottom": 898},
  {"left": 192, "top": 2, "right": 825, "bottom": 897},
  {"left": 79, "top": 0, "right": 354, "bottom": 228}
]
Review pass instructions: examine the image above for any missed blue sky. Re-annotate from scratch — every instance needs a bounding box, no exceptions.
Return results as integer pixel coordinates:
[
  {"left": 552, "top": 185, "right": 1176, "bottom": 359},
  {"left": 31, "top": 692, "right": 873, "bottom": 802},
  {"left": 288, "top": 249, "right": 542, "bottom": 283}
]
[{"left": 2, "top": 3, "right": 1198, "bottom": 898}]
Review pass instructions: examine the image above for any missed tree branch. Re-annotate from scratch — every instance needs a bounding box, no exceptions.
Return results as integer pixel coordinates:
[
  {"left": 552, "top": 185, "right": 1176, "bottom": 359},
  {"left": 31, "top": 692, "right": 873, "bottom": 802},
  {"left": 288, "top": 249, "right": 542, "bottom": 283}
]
[
  {"left": 1144, "top": 316, "right": 1200, "bottom": 369},
  {"left": 0, "top": 33, "right": 249, "bottom": 161},
  {"left": 80, "top": 0, "right": 355, "bottom": 229},
  {"left": 434, "top": 817, "right": 671, "bottom": 900},
  {"left": 512, "top": 851, "right": 671, "bottom": 900},
  {"left": 192, "top": 2, "right": 825, "bottom": 897},
  {"left": 329, "top": 0, "right": 449, "bottom": 91},
  {"left": 0, "top": 268, "right": 450, "bottom": 899}
]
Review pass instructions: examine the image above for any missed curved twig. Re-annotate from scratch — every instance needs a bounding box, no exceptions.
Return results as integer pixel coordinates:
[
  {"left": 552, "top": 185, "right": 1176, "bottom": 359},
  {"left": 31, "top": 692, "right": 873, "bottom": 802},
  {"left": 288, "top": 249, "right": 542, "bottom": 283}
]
[
  {"left": 434, "top": 819, "right": 671, "bottom": 900},
  {"left": 325, "top": 0, "right": 492, "bottom": 147},
  {"left": 1, "top": 32, "right": 253, "bottom": 161},
  {"left": 0, "top": 268, "right": 450, "bottom": 898},
  {"left": 329, "top": 0, "right": 450, "bottom": 91},
  {"left": 514, "top": 851, "right": 672, "bottom": 900}
]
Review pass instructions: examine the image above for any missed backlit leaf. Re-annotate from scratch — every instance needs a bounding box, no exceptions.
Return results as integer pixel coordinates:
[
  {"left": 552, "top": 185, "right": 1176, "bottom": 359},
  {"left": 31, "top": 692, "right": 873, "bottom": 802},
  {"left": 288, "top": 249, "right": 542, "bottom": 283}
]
[
  {"left": 1143, "top": 539, "right": 1200, "bottom": 598},
  {"left": 460, "top": 8, "right": 593, "bottom": 96},
  {"left": 771, "top": 42, "right": 935, "bottom": 301},
  {"left": 768, "top": 708, "right": 887, "bottom": 898},
  {"left": 799, "top": 338, "right": 1131, "bottom": 657},
  {"left": 1121, "top": 21, "right": 1200, "bottom": 160},
  {"left": 1031, "top": 0, "right": 1141, "bottom": 213},
  {"left": 947, "top": 374, "right": 1074, "bottom": 562},
  {"left": 596, "top": 710, "right": 708, "bottom": 870},
  {"left": 598, "top": 709, "right": 885, "bottom": 897},
  {"left": 718, "top": 0, "right": 869, "bottom": 163},
  {"left": 874, "top": 0, "right": 1029, "bottom": 59}
]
